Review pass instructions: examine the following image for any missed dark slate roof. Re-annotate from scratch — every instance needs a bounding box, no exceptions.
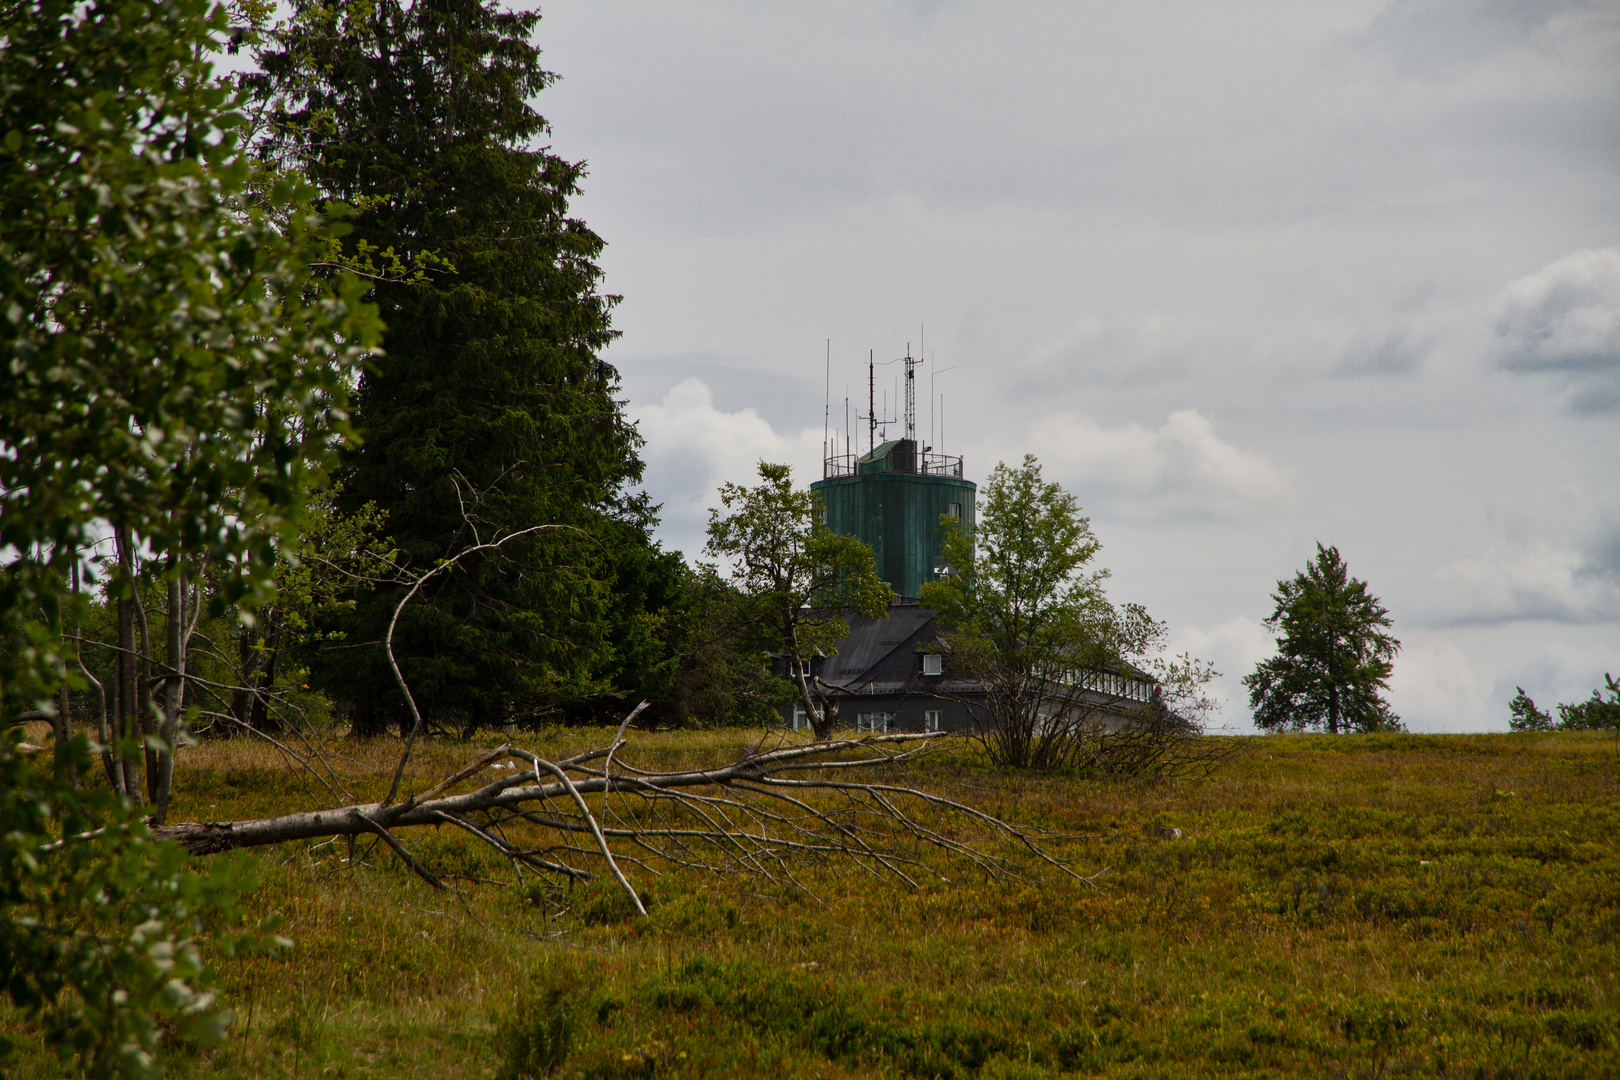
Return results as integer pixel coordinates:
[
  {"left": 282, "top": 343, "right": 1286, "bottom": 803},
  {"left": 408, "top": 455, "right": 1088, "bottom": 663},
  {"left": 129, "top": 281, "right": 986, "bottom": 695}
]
[
  {"left": 819, "top": 598, "right": 936, "bottom": 688},
  {"left": 814, "top": 599, "right": 1162, "bottom": 714}
]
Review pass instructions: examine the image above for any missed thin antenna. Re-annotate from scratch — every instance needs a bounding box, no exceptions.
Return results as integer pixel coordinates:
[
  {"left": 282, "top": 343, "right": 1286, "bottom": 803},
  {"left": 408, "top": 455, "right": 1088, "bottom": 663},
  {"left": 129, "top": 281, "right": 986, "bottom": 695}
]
[
  {"left": 823, "top": 340, "right": 830, "bottom": 479},
  {"left": 902, "top": 341, "right": 919, "bottom": 444},
  {"left": 868, "top": 350, "right": 875, "bottom": 455}
]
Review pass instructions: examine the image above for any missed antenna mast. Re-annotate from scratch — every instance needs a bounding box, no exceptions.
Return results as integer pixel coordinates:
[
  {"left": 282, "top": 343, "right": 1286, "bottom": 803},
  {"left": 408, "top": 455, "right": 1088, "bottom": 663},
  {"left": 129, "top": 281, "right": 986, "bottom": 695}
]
[
  {"left": 867, "top": 350, "right": 875, "bottom": 455},
  {"left": 902, "top": 342, "right": 920, "bottom": 443},
  {"left": 823, "top": 340, "right": 830, "bottom": 478}
]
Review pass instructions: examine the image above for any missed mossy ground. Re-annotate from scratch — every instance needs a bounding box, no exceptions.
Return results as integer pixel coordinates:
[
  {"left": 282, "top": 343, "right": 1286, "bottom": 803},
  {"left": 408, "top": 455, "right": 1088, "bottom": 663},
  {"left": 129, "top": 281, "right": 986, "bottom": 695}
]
[{"left": 5, "top": 729, "right": 1618, "bottom": 1078}]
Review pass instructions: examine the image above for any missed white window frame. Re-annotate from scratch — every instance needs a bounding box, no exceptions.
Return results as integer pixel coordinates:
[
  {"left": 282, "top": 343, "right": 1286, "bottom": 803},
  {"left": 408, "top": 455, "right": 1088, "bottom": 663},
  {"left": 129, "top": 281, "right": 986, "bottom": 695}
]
[
  {"left": 791, "top": 703, "right": 808, "bottom": 730},
  {"left": 924, "top": 710, "right": 943, "bottom": 733},
  {"left": 856, "top": 711, "right": 892, "bottom": 734},
  {"left": 921, "top": 653, "right": 943, "bottom": 676}
]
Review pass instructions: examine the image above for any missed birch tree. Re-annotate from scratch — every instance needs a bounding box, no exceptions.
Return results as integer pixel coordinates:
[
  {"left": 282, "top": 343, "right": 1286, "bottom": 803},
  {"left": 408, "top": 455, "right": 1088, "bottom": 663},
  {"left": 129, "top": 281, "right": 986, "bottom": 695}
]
[{"left": 705, "top": 463, "right": 892, "bottom": 739}]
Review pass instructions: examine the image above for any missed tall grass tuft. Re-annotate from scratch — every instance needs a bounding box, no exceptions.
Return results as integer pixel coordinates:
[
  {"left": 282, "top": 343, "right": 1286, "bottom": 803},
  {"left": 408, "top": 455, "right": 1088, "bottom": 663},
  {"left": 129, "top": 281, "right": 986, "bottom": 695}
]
[{"left": 496, "top": 964, "right": 590, "bottom": 1079}]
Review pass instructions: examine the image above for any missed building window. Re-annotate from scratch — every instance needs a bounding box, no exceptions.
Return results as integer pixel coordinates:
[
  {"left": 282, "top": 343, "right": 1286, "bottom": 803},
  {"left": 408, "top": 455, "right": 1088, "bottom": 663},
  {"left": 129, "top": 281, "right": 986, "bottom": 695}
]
[
  {"left": 791, "top": 703, "right": 807, "bottom": 730},
  {"left": 856, "top": 712, "right": 891, "bottom": 733},
  {"left": 925, "top": 710, "right": 943, "bottom": 733},
  {"left": 946, "top": 502, "right": 961, "bottom": 519},
  {"left": 921, "top": 653, "right": 943, "bottom": 676}
]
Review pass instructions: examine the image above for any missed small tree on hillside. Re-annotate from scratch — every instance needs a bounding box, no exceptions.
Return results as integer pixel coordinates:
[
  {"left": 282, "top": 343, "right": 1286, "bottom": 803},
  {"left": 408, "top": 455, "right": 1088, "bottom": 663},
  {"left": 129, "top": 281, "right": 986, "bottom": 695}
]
[
  {"left": 1508, "top": 687, "right": 1555, "bottom": 732},
  {"left": 705, "top": 463, "right": 892, "bottom": 739},
  {"left": 1556, "top": 674, "right": 1620, "bottom": 740},
  {"left": 1244, "top": 543, "right": 1402, "bottom": 734}
]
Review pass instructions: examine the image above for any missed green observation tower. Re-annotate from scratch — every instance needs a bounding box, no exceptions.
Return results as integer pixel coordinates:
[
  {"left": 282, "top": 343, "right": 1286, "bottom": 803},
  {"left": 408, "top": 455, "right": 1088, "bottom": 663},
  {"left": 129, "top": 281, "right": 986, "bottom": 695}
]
[{"left": 812, "top": 348, "right": 975, "bottom": 599}]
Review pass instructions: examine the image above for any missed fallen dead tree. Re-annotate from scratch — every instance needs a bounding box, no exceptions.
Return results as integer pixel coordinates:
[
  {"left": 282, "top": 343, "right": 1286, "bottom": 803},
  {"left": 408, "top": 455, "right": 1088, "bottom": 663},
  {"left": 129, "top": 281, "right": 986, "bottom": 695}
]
[
  {"left": 152, "top": 717, "right": 1097, "bottom": 913},
  {"left": 147, "top": 511, "right": 1099, "bottom": 914}
]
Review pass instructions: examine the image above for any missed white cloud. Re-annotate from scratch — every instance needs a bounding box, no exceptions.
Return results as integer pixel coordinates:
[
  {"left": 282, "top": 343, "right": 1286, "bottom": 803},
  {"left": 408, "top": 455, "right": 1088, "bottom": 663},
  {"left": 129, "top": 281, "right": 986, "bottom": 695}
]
[
  {"left": 1388, "top": 638, "right": 1494, "bottom": 731},
  {"left": 1028, "top": 409, "right": 1281, "bottom": 519},
  {"left": 631, "top": 378, "right": 822, "bottom": 556},
  {"left": 1495, "top": 247, "right": 1620, "bottom": 410},
  {"left": 1168, "top": 615, "right": 1277, "bottom": 729},
  {"left": 1428, "top": 541, "right": 1620, "bottom": 625}
]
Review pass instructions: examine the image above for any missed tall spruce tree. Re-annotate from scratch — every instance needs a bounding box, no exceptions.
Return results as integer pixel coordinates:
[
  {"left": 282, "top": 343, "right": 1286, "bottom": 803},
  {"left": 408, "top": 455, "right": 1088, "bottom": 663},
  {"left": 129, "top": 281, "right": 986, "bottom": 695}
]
[
  {"left": 248, "top": 0, "right": 653, "bottom": 731},
  {"left": 1244, "top": 543, "right": 1402, "bottom": 734}
]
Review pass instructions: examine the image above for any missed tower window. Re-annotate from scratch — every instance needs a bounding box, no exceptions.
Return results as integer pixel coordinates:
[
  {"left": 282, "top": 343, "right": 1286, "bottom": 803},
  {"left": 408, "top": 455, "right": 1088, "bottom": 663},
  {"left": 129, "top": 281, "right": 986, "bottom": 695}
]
[{"left": 946, "top": 502, "right": 961, "bottom": 519}]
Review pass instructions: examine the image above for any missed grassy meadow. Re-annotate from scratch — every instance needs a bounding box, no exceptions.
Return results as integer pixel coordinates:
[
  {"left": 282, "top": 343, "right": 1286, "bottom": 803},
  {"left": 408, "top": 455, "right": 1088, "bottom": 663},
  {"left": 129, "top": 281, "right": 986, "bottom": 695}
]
[{"left": 6, "top": 728, "right": 1619, "bottom": 1079}]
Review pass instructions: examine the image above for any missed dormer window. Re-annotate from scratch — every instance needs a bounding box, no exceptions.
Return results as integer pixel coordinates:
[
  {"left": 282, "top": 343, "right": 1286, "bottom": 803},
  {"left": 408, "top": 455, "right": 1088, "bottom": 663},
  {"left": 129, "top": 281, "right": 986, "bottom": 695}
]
[{"left": 921, "top": 653, "right": 943, "bottom": 676}]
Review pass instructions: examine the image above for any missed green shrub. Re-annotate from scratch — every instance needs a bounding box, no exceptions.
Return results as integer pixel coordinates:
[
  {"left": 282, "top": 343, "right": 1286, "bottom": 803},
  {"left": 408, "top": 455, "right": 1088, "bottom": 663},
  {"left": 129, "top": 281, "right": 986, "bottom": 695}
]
[{"left": 497, "top": 964, "right": 593, "bottom": 1079}]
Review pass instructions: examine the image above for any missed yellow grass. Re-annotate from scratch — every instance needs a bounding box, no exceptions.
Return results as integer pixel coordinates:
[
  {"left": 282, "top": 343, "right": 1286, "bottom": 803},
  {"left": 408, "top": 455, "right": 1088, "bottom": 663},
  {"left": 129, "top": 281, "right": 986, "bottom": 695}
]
[{"left": 5, "top": 728, "right": 1617, "bottom": 1078}]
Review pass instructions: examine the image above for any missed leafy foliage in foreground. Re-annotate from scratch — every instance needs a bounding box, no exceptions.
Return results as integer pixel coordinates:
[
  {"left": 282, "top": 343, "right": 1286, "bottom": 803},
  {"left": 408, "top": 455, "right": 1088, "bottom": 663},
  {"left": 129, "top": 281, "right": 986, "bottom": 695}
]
[
  {"left": 4, "top": 729, "right": 1610, "bottom": 1078},
  {"left": 0, "top": 735, "right": 272, "bottom": 1078}
]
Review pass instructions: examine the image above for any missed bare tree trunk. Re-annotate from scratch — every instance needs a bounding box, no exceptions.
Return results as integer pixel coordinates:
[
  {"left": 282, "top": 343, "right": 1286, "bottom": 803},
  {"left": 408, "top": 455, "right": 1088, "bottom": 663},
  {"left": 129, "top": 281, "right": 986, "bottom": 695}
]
[
  {"left": 249, "top": 616, "right": 282, "bottom": 734},
  {"left": 53, "top": 551, "right": 78, "bottom": 790},
  {"left": 152, "top": 563, "right": 185, "bottom": 826},
  {"left": 114, "top": 526, "right": 141, "bottom": 799},
  {"left": 132, "top": 571, "right": 158, "bottom": 801},
  {"left": 231, "top": 622, "right": 257, "bottom": 732}
]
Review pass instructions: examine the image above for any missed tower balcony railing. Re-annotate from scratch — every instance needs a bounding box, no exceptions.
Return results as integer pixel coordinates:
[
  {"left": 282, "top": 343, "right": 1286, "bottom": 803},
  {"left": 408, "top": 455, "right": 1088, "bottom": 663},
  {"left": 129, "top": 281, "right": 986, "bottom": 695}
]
[{"left": 822, "top": 451, "right": 964, "bottom": 479}]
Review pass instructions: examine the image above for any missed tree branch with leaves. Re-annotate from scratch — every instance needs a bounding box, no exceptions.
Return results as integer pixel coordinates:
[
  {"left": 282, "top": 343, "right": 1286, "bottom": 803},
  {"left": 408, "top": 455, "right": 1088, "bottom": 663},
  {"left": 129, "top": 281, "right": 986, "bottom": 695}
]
[{"left": 704, "top": 463, "right": 893, "bottom": 740}]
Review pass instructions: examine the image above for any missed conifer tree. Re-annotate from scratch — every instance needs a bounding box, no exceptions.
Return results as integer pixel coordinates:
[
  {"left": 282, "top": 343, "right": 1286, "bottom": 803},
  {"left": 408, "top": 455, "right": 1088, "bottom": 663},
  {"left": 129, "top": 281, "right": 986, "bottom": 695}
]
[
  {"left": 1244, "top": 544, "right": 1402, "bottom": 734},
  {"left": 248, "top": 0, "right": 656, "bottom": 729},
  {"left": 1508, "top": 687, "right": 1554, "bottom": 732}
]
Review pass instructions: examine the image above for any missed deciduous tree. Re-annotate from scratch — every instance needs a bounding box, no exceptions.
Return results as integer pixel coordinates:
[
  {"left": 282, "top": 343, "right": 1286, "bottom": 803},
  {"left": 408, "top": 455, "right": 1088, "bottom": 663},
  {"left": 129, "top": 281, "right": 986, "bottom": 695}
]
[
  {"left": 919, "top": 456, "right": 1185, "bottom": 771},
  {"left": 1244, "top": 544, "right": 1402, "bottom": 734},
  {"left": 705, "top": 463, "right": 892, "bottom": 739},
  {"left": 1, "top": 0, "right": 372, "bottom": 1066}
]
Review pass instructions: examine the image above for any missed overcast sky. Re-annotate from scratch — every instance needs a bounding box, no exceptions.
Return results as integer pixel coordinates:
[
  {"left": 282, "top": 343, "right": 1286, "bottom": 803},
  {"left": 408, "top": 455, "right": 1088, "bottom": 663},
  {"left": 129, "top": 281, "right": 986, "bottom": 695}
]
[{"left": 527, "top": 0, "right": 1620, "bottom": 732}]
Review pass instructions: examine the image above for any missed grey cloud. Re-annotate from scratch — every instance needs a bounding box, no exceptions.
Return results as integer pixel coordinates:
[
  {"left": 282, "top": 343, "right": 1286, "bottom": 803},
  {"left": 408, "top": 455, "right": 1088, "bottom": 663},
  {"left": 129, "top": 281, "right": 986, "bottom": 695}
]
[
  {"left": 1333, "top": 327, "right": 1430, "bottom": 377},
  {"left": 534, "top": 1, "right": 1620, "bottom": 730},
  {"left": 548, "top": 2, "right": 1620, "bottom": 242},
  {"left": 1426, "top": 532, "right": 1620, "bottom": 627},
  {"left": 1495, "top": 248, "right": 1620, "bottom": 412},
  {"left": 1356, "top": 0, "right": 1620, "bottom": 79}
]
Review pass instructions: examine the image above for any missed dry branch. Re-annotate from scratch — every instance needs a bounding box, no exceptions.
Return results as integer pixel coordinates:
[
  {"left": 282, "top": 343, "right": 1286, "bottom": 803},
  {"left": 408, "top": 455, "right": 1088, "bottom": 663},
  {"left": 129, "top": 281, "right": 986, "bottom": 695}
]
[{"left": 152, "top": 731, "right": 1093, "bottom": 911}]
